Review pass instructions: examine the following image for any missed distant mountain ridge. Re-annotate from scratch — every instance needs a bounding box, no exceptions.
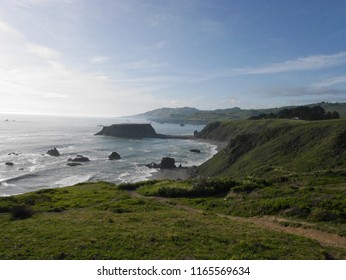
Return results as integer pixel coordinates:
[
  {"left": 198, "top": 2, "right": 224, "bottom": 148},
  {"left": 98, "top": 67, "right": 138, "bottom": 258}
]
[{"left": 132, "top": 102, "right": 346, "bottom": 124}]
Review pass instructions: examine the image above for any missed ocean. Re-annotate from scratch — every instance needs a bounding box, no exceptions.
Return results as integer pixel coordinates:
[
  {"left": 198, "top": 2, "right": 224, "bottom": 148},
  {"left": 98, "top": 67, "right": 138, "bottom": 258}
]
[{"left": 0, "top": 114, "right": 217, "bottom": 196}]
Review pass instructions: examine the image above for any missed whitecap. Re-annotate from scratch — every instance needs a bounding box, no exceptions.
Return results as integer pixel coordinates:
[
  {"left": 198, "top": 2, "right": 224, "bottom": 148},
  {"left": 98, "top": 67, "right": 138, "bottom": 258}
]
[{"left": 53, "top": 174, "right": 94, "bottom": 188}]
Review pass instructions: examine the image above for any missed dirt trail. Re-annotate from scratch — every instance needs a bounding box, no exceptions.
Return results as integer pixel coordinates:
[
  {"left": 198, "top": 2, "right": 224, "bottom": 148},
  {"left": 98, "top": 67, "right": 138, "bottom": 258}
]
[{"left": 128, "top": 191, "right": 346, "bottom": 250}]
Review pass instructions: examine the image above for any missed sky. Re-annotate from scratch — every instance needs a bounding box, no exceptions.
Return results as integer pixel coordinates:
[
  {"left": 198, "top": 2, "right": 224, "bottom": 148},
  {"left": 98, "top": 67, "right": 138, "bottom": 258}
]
[{"left": 1, "top": 0, "right": 346, "bottom": 117}]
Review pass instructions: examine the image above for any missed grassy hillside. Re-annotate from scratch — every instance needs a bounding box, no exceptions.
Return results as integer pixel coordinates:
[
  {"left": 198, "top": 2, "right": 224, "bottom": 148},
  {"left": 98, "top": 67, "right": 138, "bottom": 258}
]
[
  {"left": 0, "top": 181, "right": 345, "bottom": 259},
  {"left": 196, "top": 118, "right": 346, "bottom": 178}
]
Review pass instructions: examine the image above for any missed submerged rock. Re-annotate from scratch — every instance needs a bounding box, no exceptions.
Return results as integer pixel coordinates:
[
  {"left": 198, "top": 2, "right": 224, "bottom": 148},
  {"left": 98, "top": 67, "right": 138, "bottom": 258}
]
[
  {"left": 68, "top": 155, "right": 90, "bottom": 162},
  {"left": 108, "top": 152, "right": 121, "bottom": 160},
  {"left": 146, "top": 162, "right": 160, "bottom": 169},
  {"left": 47, "top": 148, "right": 60, "bottom": 157},
  {"left": 189, "top": 149, "right": 201, "bottom": 153},
  {"left": 66, "top": 162, "right": 82, "bottom": 167},
  {"left": 5, "top": 162, "right": 14, "bottom": 166}
]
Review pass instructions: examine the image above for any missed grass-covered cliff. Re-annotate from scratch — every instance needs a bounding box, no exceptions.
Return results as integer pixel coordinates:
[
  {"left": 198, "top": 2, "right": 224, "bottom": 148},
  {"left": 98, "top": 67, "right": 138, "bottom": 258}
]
[{"left": 196, "top": 118, "right": 346, "bottom": 178}]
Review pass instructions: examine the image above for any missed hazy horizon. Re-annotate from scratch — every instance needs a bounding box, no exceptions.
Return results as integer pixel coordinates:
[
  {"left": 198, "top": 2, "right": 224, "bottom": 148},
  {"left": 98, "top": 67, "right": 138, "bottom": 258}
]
[{"left": 1, "top": 0, "right": 346, "bottom": 117}]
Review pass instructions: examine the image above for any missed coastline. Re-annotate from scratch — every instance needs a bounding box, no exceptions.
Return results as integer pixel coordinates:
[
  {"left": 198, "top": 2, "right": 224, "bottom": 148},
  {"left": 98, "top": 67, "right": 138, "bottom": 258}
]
[{"left": 149, "top": 138, "right": 226, "bottom": 181}]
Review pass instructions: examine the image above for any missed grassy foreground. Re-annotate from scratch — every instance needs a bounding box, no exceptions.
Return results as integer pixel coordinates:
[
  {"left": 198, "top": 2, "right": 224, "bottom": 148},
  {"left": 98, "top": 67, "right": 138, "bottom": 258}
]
[{"left": 0, "top": 178, "right": 345, "bottom": 259}]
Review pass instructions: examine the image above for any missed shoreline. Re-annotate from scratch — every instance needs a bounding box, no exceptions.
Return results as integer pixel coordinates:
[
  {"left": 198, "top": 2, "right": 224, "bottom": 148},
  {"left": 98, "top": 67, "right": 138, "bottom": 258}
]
[
  {"left": 0, "top": 137, "right": 226, "bottom": 197},
  {"left": 149, "top": 138, "right": 226, "bottom": 181}
]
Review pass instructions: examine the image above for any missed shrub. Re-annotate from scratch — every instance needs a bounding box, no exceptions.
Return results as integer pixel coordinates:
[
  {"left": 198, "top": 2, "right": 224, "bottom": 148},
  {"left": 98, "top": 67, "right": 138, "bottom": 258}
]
[
  {"left": 282, "top": 206, "right": 311, "bottom": 218},
  {"left": 232, "top": 178, "right": 270, "bottom": 193},
  {"left": 117, "top": 180, "right": 158, "bottom": 190},
  {"left": 191, "top": 178, "right": 237, "bottom": 196},
  {"left": 158, "top": 187, "right": 190, "bottom": 197},
  {"left": 310, "top": 208, "right": 339, "bottom": 222},
  {"left": 11, "top": 205, "right": 34, "bottom": 220}
]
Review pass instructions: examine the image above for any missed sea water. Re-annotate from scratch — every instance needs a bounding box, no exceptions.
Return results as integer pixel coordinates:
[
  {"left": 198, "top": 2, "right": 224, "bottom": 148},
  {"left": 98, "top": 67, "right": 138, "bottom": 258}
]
[{"left": 0, "top": 114, "right": 217, "bottom": 196}]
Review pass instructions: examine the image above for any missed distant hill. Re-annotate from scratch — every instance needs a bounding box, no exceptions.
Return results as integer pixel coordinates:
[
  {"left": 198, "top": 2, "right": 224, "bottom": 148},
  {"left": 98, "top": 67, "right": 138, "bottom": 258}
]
[
  {"left": 132, "top": 102, "right": 346, "bottom": 124},
  {"left": 134, "top": 107, "right": 200, "bottom": 124},
  {"left": 196, "top": 118, "right": 346, "bottom": 178}
]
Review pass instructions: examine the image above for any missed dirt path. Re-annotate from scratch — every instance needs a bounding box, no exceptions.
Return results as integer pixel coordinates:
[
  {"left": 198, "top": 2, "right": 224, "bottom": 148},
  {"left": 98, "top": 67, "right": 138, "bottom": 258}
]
[{"left": 128, "top": 190, "right": 346, "bottom": 250}]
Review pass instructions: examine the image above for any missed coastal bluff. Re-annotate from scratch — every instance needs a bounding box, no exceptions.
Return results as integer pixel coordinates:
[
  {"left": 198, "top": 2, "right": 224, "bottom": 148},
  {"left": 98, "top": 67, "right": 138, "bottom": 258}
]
[{"left": 95, "top": 123, "right": 192, "bottom": 139}]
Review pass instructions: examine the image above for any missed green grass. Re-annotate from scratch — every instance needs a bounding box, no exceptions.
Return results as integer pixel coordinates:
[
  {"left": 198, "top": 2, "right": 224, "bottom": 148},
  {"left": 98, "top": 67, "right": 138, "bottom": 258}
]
[
  {"left": 1, "top": 181, "right": 345, "bottom": 259},
  {"left": 197, "top": 118, "right": 346, "bottom": 178}
]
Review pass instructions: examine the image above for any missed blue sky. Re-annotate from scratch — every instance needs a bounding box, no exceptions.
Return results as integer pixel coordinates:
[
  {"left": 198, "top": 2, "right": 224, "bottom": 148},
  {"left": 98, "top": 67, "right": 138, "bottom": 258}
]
[{"left": 1, "top": 0, "right": 346, "bottom": 116}]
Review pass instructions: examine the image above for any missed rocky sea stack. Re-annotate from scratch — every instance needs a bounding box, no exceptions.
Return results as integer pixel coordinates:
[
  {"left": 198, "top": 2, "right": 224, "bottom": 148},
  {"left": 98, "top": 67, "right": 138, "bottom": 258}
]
[
  {"left": 95, "top": 123, "right": 192, "bottom": 139},
  {"left": 96, "top": 123, "right": 159, "bottom": 138}
]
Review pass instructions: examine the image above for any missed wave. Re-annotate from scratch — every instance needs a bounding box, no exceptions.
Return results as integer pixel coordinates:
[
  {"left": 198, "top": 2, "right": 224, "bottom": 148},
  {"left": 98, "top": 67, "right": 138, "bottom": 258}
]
[
  {"left": 53, "top": 174, "right": 94, "bottom": 188},
  {"left": 0, "top": 173, "right": 38, "bottom": 185}
]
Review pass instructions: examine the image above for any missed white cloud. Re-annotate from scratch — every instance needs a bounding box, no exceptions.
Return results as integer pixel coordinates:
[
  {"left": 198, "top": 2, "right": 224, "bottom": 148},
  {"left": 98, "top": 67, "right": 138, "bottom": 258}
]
[
  {"left": 0, "top": 20, "right": 24, "bottom": 38},
  {"left": 91, "top": 56, "right": 111, "bottom": 63},
  {"left": 43, "top": 92, "right": 71, "bottom": 99},
  {"left": 312, "top": 75, "right": 346, "bottom": 88},
  {"left": 266, "top": 86, "right": 346, "bottom": 97},
  {"left": 236, "top": 52, "right": 346, "bottom": 75},
  {"left": 191, "top": 51, "right": 346, "bottom": 83},
  {"left": 26, "top": 43, "right": 61, "bottom": 59}
]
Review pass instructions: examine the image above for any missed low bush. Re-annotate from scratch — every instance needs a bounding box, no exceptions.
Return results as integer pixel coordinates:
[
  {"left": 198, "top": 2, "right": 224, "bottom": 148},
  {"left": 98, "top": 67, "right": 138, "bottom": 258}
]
[
  {"left": 232, "top": 177, "right": 270, "bottom": 193},
  {"left": 11, "top": 205, "right": 34, "bottom": 220},
  {"left": 310, "top": 208, "right": 340, "bottom": 222},
  {"left": 117, "top": 180, "right": 158, "bottom": 190}
]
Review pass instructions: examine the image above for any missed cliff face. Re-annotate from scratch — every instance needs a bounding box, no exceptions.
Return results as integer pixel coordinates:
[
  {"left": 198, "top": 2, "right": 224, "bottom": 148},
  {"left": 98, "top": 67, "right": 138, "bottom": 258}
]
[
  {"left": 197, "top": 118, "right": 346, "bottom": 178},
  {"left": 95, "top": 123, "right": 159, "bottom": 138}
]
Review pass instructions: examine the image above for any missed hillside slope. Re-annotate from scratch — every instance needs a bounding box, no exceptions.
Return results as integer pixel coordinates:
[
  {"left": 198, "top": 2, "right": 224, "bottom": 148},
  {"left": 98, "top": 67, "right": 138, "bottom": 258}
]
[
  {"left": 196, "top": 118, "right": 346, "bottom": 178},
  {"left": 132, "top": 102, "right": 346, "bottom": 124}
]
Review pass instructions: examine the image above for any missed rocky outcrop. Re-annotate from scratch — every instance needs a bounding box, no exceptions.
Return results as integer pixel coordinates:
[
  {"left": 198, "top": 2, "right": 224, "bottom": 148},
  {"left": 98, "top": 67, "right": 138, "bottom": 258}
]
[
  {"left": 146, "top": 162, "right": 161, "bottom": 169},
  {"left": 95, "top": 123, "right": 192, "bottom": 139},
  {"left": 66, "top": 162, "right": 82, "bottom": 167},
  {"left": 189, "top": 149, "right": 201, "bottom": 153},
  {"left": 47, "top": 148, "right": 60, "bottom": 156},
  {"left": 68, "top": 155, "right": 90, "bottom": 162},
  {"left": 5, "top": 162, "right": 14, "bottom": 166},
  {"left": 145, "top": 157, "right": 177, "bottom": 169},
  {"left": 96, "top": 123, "right": 158, "bottom": 138},
  {"left": 108, "top": 152, "right": 121, "bottom": 160},
  {"left": 160, "top": 157, "right": 176, "bottom": 169}
]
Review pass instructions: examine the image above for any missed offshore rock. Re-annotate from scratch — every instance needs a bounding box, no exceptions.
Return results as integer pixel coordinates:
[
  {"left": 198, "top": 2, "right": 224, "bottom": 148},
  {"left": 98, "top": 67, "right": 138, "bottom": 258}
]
[
  {"left": 5, "top": 162, "right": 14, "bottom": 166},
  {"left": 145, "top": 162, "right": 160, "bottom": 169},
  {"left": 47, "top": 148, "right": 60, "bottom": 156},
  {"left": 189, "top": 149, "right": 201, "bottom": 153},
  {"left": 68, "top": 155, "right": 90, "bottom": 162},
  {"left": 95, "top": 123, "right": 192, "bottom": 139},
  {"left": 160, "top": 157, "right": 176, "bottom": 169},
  {"left": 108, "top": 152, "right": 121, "bottom": 160},
  {"left": 145, "top": 157, "right": 177, "bottom": 169},
  {"left": 96, "top": 123, "right": 158, "bottom": 138},
  {"left": 66, "top": 162, "right": 82, "bottom": 167}
]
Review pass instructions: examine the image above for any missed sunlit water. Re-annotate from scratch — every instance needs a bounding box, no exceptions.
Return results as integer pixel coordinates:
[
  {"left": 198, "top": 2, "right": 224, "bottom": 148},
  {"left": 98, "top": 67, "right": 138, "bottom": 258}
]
[{"left": 0, "top": 114, "right": 216, "bottom": 196}]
